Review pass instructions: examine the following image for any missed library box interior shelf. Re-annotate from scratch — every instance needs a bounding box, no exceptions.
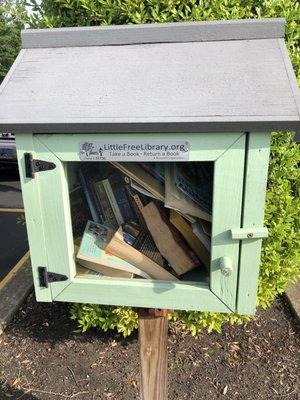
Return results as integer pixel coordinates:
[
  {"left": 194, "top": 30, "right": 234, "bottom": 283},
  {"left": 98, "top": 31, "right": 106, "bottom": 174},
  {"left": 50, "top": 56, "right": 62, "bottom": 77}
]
[{"left": 0, "top": 19, "right": 299, "bottom": 315}]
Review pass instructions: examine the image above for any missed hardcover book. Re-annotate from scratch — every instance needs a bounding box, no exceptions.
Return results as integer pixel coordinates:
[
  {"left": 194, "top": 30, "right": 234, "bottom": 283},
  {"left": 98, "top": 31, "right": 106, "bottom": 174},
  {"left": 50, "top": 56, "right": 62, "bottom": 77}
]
[
  {"left": 93, "top": 180, "right": 118, "bottom": 229},
  {"left": 105, "top": 225, "right": 178, "bottom": 281},
  {"left": 141, "top": 202, "right": 199, "bottom": 275},
  {"left": 78, "top": 163, "right": 115, "bottom": 224},
  {"left": 101, "top": 171, "right": 138, "bottom": 225}
]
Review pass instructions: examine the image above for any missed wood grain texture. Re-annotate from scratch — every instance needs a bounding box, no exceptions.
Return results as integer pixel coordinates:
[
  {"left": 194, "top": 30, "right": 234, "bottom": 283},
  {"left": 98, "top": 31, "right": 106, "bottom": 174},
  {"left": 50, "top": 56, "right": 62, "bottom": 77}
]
[
  {"left": 0, "top": 37, "right": 299, "bottom": 134},
  {"left": 21, "top": 18, "right": 285, "bottom": 49},
  {"left": 139, "top": 314, "right": 168, "bottom": 400},
  {"left": 236, "top": 132, "right": 271, "bottom": 315},
  {"left": 15, "top": 133, "right": 52, "bottom": 302},
  {"left": 210, "top": 134, "right": 246, "bottom": 311}
]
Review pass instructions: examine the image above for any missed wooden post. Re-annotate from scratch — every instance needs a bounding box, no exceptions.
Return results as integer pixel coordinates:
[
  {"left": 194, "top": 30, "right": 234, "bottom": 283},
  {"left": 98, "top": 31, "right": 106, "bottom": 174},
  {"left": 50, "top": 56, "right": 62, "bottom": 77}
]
[{"left": 137, "top": 308, "right": 170, "bottom": 400}]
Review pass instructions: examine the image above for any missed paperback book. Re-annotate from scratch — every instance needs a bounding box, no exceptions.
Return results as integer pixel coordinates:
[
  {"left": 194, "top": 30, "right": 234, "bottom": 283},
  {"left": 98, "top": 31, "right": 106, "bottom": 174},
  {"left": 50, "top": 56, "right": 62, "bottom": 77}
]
[
  {"left": 164, "top": 163, "right": 212, "bottom": 222},
  {"left": 76, "top": 220, "right": 151, "bottom": 279},
  {"left": 170, "top": 210, "right": 210, "bottom": 269}
]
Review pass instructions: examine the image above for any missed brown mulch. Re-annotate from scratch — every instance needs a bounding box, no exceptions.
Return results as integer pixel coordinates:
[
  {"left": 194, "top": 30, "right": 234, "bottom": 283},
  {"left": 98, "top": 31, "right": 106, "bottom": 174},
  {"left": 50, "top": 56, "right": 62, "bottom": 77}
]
[{"left": 0, "top": 295, "right": 299, "bottom": 400}]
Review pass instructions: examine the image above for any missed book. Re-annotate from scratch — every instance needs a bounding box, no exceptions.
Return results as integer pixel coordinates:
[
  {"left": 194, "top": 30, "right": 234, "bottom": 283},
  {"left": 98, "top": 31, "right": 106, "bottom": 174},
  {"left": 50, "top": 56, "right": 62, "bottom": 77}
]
[
  {"left": 93, "top": 180, "right": 118, "bottom": 229},
  {"left": 164, "top": 163, "right": 212, "bottom": 222},
  {"left": 102, "top": 171, "right": 137, "bottom": 225},
  {"left": 129, "top": 178, "right": 158, "bottom": 200},
  {"left": 111, "top": 162, "right": 165, "bottom": 201},
  {"left": 77, "top": 259, "right": 133, "bottom": 278},
  {"left": 125, "top": 186, "right": 148, "bottom": 229},
  {"left": 76, "top": 264, "right": 104, "bottom": 277},
  {"left": 76, "top": 221, "right": 151, "bottom": 279},
  {"left": 139, "top": 162, "right": 165, "bottom": 183},
  {"left": 102, "top": 178, "right": 124, "bottom": 225},
  {"left": 191, "top": 221, "right": 211, "bottom": 252},
  {"left": 174, "top": 162, "right": 213, "bottom": 214},
  {"left": 78, "top": 166, "right": 100, "bottom": 223},
  {"left": 141, "top": 202, "right": 199, "bottom": 275},
  {"left": 170, "top": 210, "right": 210, "bottom": 269},
  {"left": 78, "top": 163, "right": 115, "bottom": 224},
  {"left": 69, "top": 186, "right": 92, "bottom": 237},
  {"left": 76, "top": 259, "right": 134, "bottom": 279},
  {"left": 105, "top": 226, "right": 178, "bottom": 281},
  {"left": 199, "top": 219, "right": 212, "bottom": 237}
]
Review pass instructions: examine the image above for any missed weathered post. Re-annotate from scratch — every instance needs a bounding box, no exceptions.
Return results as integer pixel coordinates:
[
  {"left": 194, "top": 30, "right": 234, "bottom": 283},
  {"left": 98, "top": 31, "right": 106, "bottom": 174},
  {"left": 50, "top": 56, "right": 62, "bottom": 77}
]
[{"left": 137, "top": 309, "right": 170, "bottom": 400}]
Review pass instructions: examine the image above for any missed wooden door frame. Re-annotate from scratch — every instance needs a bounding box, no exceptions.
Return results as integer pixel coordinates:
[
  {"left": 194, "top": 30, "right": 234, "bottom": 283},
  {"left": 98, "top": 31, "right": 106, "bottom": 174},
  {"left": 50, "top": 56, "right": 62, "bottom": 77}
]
[{"left": 17, "top": 131, "right": 253, "bottom": 312}]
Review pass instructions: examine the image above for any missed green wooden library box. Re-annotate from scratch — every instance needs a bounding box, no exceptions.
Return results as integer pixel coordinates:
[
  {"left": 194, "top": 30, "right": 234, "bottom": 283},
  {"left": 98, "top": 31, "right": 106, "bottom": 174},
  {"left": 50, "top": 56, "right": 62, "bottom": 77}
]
[{"left": 0, "top": 19, "right": 299, "bottom": 315}]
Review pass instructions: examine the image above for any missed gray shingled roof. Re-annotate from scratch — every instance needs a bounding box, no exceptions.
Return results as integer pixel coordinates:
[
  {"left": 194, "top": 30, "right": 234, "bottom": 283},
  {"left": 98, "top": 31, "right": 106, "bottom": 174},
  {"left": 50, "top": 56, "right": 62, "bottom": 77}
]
[{"left": 0, "top": 18, "right": 299, "bottom": 133}]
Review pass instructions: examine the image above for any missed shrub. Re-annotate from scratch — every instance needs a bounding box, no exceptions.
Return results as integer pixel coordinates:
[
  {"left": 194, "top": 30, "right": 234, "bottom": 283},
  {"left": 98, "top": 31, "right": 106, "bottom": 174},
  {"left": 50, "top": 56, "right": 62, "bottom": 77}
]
[
  {"left": 23, "top": 0, "right": 299, "bottom": 336},
  {"left": 0, "top": 0, "right": 25, "bottom": 83}
]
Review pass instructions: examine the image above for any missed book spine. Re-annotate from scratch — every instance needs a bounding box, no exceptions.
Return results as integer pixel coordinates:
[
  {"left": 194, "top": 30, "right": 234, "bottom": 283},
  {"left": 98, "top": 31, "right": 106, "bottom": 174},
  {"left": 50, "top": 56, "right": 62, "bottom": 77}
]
[
  {"left": 102, "top": 179, "right": 124, "bottom": 226},
  {"left": 94, "top": 181, "right": 118, "bottom": 228},
  {"left": 91, "top": 185, "right": 105, "bottom": 224},
  {"left": 78, "top": 169, "right": 100, "bottom": 223},
  {"left": 113, "top": 186, "right": 137, "bottom": 222},
  {"left": 125, "top": 189, "right": 147, "bottom": 229},
  {"left": 133, "top": 231, "right": 164, "bottom": 266}
]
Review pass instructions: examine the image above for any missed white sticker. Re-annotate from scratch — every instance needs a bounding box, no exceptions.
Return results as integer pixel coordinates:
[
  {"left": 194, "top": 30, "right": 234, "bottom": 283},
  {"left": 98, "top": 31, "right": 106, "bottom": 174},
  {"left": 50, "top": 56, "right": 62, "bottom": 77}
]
[{"left": 79, "top": 140, "right": 189, "bottom": 161}]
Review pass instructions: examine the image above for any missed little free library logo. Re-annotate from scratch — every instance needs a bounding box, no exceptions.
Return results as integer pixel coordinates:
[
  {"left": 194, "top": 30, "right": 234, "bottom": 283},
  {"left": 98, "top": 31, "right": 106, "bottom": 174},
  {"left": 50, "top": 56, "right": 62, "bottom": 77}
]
[{"left": 79, "top": 140, "right": 189, "bottom": 161}]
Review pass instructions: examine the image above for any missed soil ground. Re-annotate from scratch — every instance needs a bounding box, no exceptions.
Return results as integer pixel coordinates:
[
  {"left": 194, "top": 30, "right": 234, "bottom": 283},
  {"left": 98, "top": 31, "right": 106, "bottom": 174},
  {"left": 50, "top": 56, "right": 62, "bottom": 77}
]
[{"left": 0, "top": 295, "right": 299, "bottom": 400}]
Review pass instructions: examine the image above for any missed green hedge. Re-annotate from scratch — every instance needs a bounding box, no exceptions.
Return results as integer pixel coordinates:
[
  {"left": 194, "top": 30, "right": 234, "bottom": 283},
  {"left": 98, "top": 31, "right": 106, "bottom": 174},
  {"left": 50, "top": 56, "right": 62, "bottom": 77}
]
[
  {"left": 23, "top": 0, "right": 299, "bottom": 335},
  {"left": 0, "top": 1, "right": 25, "bottom": 83}
]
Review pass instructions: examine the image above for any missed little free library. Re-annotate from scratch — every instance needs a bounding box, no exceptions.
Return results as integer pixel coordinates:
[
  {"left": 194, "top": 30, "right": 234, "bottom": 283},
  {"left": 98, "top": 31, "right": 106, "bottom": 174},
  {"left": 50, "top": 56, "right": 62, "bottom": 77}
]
[{"left": 0, "top": 18, "right": 299, "bottom": 315}]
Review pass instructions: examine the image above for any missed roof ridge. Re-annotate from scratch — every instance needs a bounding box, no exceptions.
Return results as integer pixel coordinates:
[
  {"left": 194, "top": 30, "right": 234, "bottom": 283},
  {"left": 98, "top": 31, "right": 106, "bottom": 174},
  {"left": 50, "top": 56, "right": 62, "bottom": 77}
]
[{"left": 21, "top": 18, "right": 285, "bottom": 49}]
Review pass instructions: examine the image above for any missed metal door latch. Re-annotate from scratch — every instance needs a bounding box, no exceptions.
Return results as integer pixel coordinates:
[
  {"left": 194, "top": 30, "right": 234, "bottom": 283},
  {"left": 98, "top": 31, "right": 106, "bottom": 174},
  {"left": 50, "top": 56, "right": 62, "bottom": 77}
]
[{"left": 231, "top": 228, "right": 268, "bottom": 240}]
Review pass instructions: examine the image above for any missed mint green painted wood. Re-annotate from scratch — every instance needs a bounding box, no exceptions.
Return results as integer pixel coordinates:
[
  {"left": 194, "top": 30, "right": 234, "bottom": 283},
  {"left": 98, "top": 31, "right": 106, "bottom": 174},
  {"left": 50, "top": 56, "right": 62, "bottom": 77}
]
[
  {"left": 34, "top": 131, "right": 246, "bottom": 310},
  {"left": 211, "top": 134, "right": 246, "bottom": 311},
  {"left": 32, "top": 136, "right": 75, "bottom": 298},
  {"left": 35, "top": 132, "right": 244, "bottom": 162},
  {"left": 15, "top": 133, "right": 52, "bottom": 302},
  {"left": 16, "top": 131, "right": 252, "bottom": 311},
  {"left": 231, "top": 227, "right": 268, "bottom": 240},
  {"left": 55, "top": 277, "right": 231, "bottom": 312},
  {"left": 236, "top": 132, "right": 271, "bottom": 315}
]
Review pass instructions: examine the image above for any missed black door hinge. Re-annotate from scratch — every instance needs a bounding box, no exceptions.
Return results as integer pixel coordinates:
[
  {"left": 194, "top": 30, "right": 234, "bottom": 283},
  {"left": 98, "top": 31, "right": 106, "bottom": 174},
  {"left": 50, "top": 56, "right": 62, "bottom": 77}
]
[
  {"left": 25, "top": 152, "right": 56, "bottom": 178},
  {"left": 38, "top": 267, "right": 68, "bottom": 288}
]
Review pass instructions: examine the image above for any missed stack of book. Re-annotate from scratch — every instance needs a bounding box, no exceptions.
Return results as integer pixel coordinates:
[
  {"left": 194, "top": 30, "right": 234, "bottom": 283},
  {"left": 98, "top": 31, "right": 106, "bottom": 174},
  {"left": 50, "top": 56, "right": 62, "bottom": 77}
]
[{"left": 71, "top": 161, "right": 213, "bottom": 281}]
